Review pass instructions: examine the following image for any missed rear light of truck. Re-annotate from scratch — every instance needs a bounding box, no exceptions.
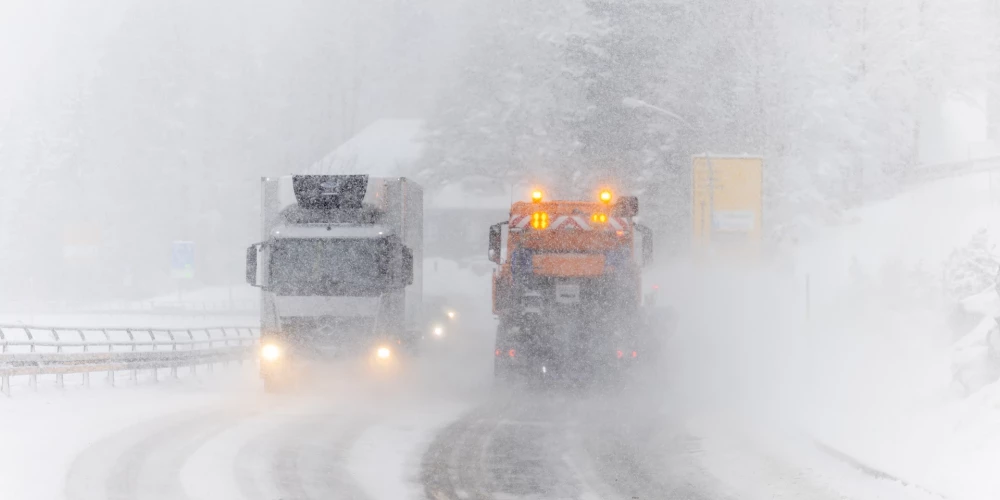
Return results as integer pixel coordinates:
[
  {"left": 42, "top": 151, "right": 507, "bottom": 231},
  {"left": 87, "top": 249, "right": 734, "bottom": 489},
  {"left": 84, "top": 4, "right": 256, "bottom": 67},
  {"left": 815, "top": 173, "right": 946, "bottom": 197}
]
[
  {"left": 495, "top": 348, "right": 501, "bottom": 357},
  {"left": 616, "top": 350, "right": 623, "bottom": 359},
  {"left": 632, "top": 350, "right": 638, "bottom": 358},
  {"left": 508, "top": 349, "right": 516, "bottom": 358}
]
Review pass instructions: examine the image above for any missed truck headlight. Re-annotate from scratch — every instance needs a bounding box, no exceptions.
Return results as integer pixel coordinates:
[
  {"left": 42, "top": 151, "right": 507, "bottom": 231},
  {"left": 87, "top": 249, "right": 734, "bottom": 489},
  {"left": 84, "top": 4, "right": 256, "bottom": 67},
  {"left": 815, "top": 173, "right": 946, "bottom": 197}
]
[
  {"left": 433, "top": 326, "right": 444, "bottom": 337},
  {"left": 376, "top": 346, "right": 391, "bottom": 359},
  {"left": 261, "top": 343, "right": 281, "bottom": 362}
]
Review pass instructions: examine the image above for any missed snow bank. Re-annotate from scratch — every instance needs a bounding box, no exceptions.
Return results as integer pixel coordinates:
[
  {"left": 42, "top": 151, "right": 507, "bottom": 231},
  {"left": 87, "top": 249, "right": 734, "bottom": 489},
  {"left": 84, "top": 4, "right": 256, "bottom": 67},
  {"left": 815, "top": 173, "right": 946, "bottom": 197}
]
[
  {"left": 793, "top": 172, "right": 1000, "bottom": 304},
  {"left": 661, "top": 171, "right": 1000, "bottom": 498},
  {"left": 959, "top": 286, "right": 1000, "bottom": 317},
  {"left": 789, "top": 172, "right": 1000, "bottom": 498},
  {"left": 689, "top": 417, "right": 943, "bottom": 500}
]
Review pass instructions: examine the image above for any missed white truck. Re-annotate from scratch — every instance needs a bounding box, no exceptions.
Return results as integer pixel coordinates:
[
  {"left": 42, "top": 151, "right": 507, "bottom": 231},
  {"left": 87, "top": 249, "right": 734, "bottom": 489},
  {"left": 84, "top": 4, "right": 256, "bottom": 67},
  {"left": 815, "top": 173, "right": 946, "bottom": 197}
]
[{"left": 245, "top": 175, "right": 423, "bottom": 388}]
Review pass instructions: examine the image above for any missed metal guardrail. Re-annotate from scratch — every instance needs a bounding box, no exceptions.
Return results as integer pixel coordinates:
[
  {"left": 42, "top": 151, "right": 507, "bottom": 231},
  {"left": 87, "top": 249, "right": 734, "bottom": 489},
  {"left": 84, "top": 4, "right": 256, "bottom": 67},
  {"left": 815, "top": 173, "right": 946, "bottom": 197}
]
[
  {"left": 813, "top": 439, "right": 948, "bottom": 499},
  {"left": 850, "top": 156, "right": 1000, "bottom": 208},
  {"left": 87, "top": 299, "right": 259, "bottom": 314},
  {"left": 0, "top": 325, "right": 259, "bottom": 396},
  {"left": 0, "top": 299, "right": 259, "bottom": 316},
  {"left": 902, "top": 156, "right": 1000, "bottom": 188}
]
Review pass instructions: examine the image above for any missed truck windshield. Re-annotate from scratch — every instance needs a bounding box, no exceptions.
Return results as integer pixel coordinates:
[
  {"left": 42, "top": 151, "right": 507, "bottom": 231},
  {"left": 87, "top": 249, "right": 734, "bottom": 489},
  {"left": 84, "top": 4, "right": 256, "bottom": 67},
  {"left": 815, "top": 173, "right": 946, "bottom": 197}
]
[{"left": 269, "top": 238, "right": 387, "bottom": 296}]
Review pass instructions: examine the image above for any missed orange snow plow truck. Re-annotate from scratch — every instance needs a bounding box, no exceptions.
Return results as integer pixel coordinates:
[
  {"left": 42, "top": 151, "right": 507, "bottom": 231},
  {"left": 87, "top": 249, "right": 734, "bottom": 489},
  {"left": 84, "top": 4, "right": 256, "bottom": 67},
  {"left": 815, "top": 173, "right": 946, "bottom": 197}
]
[{"left": 488, "top": 188, "right": 655, "bottom": 382}]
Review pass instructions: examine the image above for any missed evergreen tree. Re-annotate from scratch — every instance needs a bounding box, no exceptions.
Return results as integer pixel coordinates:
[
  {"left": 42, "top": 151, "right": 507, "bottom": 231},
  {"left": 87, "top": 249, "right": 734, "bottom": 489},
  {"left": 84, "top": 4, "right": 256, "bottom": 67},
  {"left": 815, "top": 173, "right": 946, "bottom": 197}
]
[
  {"left": 944, "top": 229, "right": 999, "bottom": 299},
  {"left": 564, "top": 1, "right": 677, "bottom": 189},
  {"left": 419, "top": 0, "right": 588, "bottom": 195}
]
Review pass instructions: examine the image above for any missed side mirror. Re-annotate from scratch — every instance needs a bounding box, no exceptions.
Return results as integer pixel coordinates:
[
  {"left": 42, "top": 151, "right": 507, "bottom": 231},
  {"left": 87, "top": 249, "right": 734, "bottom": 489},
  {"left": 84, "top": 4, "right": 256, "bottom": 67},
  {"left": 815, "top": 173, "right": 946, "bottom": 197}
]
[
  {"left": 613, "top": 196, "right": 639, "bottom": 217},
  {"left": 488, "top": 223, "right": 502, "bottom": 264},
  {"left": 245, "top": 244, "right": 259, "bottom": 286},
  {"left": 637, "top": 224, "right": 653, "bottom": 266},
  {"left": 402, "top": 246, "right": 414, "bottom": 286}
]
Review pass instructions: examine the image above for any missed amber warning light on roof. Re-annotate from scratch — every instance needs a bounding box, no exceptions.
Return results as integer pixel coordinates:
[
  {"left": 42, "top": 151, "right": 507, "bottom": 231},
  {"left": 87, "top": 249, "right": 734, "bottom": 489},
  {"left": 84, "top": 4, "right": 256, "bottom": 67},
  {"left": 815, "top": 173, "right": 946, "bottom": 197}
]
[
  {"left": 531, "top": 190, "right": 543, "bottom": 203},
  {"left": 531, "top": 212, "right": 549, "bottom": 229},
  {"left": 599, "top": 190, "right": 613, "bottom": 203}
]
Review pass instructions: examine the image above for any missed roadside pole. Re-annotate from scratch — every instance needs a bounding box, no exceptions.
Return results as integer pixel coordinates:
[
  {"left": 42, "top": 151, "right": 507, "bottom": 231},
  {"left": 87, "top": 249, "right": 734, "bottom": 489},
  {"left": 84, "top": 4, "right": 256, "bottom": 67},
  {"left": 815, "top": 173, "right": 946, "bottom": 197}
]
[
  {"left": 805, "top": 273, "right": 811, "bottom": 322},
  {"left": 171, "top": 241, "right": 195, "bottom": 304}
]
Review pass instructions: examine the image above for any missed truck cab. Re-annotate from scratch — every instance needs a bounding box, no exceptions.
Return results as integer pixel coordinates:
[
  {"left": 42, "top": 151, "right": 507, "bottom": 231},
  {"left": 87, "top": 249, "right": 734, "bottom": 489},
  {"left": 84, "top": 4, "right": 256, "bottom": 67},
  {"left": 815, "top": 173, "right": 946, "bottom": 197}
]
[{"left": 246, "top": 175, "right": 422, "bottom": 388}]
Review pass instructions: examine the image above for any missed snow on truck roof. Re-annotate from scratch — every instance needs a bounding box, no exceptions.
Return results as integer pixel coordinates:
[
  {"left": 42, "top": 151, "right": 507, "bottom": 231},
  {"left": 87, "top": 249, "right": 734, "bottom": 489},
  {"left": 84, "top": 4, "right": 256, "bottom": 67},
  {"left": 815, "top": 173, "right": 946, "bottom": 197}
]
[{"left": 308, "top": 119, "right": 425, "bottom": 177}]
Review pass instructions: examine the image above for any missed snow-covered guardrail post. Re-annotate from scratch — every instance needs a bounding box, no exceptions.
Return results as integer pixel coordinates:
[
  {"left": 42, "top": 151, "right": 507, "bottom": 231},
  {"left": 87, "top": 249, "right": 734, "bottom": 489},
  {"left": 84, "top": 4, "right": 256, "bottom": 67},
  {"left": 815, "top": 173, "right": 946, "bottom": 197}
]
[
  {"left": 187, "top": 329, "right": 197, "bottom": 377},
  {"left": 0, "top": 324, "right": 259, "bottom": 397}
]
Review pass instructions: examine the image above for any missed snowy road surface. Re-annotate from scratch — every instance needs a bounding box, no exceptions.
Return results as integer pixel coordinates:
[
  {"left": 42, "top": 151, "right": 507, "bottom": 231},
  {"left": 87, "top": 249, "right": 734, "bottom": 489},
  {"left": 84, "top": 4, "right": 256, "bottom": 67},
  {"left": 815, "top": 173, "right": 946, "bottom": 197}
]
[
  {"left": 53, "top": 366, "right": 470, "bottom": 500},
  {"left": 0, "top": 365, "right": 943, "bottom": 500},
  {"left": 421, "top": 391, "right": 718, "bottom": 500},
  {"left": 63, "top": 395, "right": 463, "bottom": 500}
]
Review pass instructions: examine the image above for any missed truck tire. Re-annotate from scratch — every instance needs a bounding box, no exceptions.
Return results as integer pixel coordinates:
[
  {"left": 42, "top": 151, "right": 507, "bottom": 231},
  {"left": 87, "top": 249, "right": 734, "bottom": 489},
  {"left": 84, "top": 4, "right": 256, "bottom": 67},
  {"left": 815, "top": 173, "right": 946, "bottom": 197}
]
[{"left": 493, "top": 319, "right": 514, "bottom": 380}]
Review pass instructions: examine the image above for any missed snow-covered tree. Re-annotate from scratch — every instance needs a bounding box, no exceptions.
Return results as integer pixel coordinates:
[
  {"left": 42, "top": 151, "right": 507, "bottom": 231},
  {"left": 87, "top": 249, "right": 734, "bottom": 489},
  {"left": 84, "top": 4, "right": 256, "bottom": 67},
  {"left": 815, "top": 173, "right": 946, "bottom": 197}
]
[
  {"left": 564, "top": 1, "right": 679, "bottom": 188},
  {"left": 419, "top": 0, "right": 588, "bottom": 195},
  {"left": 944, "top": 229, "right": 999, "bottom": 299}
]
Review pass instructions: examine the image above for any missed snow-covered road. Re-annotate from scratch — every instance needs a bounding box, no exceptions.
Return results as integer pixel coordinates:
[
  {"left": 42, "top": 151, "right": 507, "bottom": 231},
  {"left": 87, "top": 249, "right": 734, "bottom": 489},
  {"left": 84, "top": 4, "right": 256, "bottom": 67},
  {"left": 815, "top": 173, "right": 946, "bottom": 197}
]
[
  {"left": 422, "top": 390, "right": 719, "bottom": 500},
  {"left": 39, "top": 363, "right": 471, "bottom": 500},
  {"left": 62, "top": 383, "right": 467, "bottom": 500},
  {"left": 0, "top": 363, "right": 945, "bottom": 500},
  {"left": 0, "top": 303, "right": 950, "bottom": 500}
]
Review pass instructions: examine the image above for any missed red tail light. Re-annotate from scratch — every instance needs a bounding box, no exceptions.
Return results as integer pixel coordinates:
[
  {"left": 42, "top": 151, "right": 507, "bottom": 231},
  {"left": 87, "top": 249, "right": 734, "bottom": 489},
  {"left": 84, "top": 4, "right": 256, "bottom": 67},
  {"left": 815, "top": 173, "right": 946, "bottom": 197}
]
[
  {"left": 495, "top": 348, "right": 501, "bottom": 357},
  {"left": 508, "top": 349, "right": 516, "bottom": 357},
  {"left": 631, "top": 350, "right": 638, "bottom": 358},
  {"left": 616, "top": 350, "right": 623, "bottom": 359}
]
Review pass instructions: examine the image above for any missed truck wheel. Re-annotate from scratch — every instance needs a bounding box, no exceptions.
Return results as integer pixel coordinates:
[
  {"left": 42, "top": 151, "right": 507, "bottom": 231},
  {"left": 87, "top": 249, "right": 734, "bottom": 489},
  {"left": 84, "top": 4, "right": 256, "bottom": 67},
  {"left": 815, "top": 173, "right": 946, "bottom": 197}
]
[{"left": 494, "top": 320, "right": 525, "bottom": 387}]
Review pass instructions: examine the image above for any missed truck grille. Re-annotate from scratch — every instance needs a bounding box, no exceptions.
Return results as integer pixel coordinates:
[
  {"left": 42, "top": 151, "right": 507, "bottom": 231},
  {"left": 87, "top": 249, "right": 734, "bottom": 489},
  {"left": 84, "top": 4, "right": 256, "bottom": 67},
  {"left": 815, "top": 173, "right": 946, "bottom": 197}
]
[{"left": 278, "top": 316, "right": 376, "bottom": 358}]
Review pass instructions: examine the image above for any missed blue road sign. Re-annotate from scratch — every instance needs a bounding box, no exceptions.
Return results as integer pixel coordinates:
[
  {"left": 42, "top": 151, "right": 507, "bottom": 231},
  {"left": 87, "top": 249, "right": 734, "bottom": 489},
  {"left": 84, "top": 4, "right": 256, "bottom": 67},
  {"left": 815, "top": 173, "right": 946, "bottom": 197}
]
[{"left": 171, "top": 241, "right": 195, "bottom": 279}]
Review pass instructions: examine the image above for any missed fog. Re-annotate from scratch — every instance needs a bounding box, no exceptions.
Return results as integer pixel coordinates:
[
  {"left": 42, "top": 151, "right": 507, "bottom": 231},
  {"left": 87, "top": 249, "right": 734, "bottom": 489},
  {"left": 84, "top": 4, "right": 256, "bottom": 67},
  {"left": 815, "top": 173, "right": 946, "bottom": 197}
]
[
  {"left": 2, "top": 0, "right": 992, "bottom": 302},
  {"left": 3, "top": 0, "right": 1000, "bottom": 498},
  {"left": 0, "top": 0, "right": 469, "bottom": 301}
]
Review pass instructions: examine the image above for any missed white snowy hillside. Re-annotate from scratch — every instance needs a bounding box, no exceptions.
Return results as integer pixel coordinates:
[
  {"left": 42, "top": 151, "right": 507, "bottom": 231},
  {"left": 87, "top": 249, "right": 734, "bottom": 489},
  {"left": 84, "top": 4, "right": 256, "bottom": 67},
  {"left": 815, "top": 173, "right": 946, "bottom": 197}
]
[
  {"left": 794, "top": 171, "right": 1000, "bottom": 300},
  {"left": 308, "top": 119, "right": 426, "bottom": 177},
  {"left": 795, "top": 172, "right": 1000, "bottom": 500}
]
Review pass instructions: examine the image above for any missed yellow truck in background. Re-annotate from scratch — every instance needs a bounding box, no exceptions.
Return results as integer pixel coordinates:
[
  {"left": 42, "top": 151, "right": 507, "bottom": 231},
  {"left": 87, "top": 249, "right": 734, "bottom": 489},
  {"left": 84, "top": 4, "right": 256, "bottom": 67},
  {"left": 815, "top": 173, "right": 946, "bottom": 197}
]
[{"left": 691, "top": 154, "right": 764, "bottom": 259}]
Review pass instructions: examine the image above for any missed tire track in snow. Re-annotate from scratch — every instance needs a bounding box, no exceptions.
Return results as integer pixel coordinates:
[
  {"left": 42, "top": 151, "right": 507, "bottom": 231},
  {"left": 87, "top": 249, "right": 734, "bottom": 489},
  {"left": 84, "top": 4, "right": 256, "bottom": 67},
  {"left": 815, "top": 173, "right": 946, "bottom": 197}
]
[
  {"left": 66, "top": 400, "right": 377, "bottom": 500},
  {"left": 65, "top": 407, "right": 250, "bottom": 500},
  {"left": 232, "top": 412, "right": 375, "bottom": 500},
  {"left": 421, "top": 394, "right": 621, "bottom": 500}
]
